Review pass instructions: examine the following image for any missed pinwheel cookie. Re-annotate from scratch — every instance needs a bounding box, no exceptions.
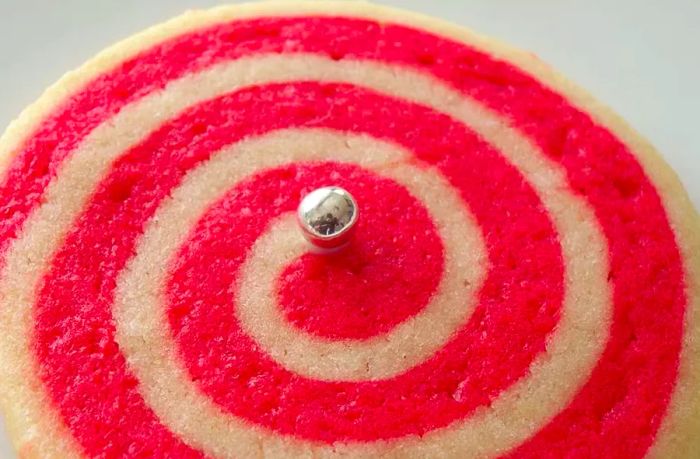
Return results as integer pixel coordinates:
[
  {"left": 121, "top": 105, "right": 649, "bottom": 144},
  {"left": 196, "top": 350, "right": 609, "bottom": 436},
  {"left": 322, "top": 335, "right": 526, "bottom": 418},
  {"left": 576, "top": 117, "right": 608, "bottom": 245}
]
[{"left": 0, "top": 2, "right": 698, "bottom": 458}]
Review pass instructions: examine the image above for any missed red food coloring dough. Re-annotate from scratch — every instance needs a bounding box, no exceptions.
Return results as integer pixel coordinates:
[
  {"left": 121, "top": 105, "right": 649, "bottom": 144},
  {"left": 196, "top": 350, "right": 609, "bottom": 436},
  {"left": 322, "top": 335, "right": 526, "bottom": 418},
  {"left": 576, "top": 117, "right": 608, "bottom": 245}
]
[
  {"left": 35, "top": 82, "right": 562, "bottom": 451},
  {"left": 0, "top": 14, "right": 679, "bottom": 459}
]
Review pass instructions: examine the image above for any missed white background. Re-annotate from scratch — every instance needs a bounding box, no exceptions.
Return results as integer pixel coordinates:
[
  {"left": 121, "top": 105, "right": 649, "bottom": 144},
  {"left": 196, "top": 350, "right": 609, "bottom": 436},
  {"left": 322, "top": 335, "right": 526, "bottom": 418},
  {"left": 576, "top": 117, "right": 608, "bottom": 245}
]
[{"left": 0, "top": 0, "right": 698, "bottom": 457}]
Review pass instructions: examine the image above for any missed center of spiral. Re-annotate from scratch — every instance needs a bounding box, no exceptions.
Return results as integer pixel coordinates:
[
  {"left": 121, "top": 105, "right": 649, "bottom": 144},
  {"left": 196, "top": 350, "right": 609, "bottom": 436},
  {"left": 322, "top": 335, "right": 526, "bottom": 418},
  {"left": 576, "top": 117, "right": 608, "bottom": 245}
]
[{"left": 281, "top": 171, "right": 443, "bottom": 340}]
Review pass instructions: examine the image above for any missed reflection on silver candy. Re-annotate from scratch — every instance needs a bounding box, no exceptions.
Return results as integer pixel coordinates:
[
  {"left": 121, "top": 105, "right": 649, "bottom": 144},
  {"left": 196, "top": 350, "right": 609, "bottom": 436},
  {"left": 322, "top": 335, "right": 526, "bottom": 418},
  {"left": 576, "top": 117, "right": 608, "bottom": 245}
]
[{"left": 297, "top": 186, "right": 358, "bottom": 250}]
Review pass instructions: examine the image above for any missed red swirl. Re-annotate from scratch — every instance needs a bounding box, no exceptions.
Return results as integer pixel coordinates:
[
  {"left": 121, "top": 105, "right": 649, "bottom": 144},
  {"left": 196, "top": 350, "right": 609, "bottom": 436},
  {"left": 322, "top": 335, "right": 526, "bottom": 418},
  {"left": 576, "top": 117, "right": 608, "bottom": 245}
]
[
  {"left": 0, "top": 16, "right": 681, "bottom": 458},
  {"left": 35, "top": 82, "right": 562, "bottom": 452},
  {"left": 166, "top": 84, "right": 561, "bottom": 441}
]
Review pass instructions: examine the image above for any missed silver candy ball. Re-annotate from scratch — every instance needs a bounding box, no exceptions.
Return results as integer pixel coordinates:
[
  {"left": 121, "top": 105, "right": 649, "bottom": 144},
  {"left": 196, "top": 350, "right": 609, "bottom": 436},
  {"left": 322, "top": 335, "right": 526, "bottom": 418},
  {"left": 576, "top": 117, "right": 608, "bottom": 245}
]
[{"left": 297, "top": 186, "right": 358, "bottom": 250}]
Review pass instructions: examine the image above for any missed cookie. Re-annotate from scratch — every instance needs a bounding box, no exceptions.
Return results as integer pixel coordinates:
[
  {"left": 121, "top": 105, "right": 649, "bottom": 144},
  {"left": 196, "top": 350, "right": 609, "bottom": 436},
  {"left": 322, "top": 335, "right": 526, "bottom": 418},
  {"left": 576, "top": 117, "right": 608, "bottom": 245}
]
[{"left": 0, "top": 2, "right": 698, "bottom": 458}]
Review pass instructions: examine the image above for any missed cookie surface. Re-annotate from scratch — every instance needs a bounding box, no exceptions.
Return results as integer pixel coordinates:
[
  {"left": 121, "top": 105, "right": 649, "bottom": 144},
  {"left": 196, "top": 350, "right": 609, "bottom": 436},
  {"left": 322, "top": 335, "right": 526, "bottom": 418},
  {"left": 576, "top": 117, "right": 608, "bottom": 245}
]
[{"left": 0, "top": 1, "right": 698, "bottom": 458}]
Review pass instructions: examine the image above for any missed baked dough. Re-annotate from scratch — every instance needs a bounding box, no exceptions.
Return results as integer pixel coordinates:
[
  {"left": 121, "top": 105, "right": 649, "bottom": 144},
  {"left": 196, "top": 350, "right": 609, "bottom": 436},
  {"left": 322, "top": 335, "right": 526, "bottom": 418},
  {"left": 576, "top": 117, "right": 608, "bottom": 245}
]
[{"left": 0, "top": 2, "right": 697, "bottom": 458}]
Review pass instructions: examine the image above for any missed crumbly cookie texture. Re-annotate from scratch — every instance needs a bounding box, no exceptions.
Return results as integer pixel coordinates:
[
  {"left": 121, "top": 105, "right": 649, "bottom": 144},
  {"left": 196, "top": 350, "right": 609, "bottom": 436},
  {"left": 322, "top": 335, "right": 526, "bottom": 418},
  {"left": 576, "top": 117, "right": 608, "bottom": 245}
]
[{"left": 0, "top": 2, "right": 698, "bottom": 458}]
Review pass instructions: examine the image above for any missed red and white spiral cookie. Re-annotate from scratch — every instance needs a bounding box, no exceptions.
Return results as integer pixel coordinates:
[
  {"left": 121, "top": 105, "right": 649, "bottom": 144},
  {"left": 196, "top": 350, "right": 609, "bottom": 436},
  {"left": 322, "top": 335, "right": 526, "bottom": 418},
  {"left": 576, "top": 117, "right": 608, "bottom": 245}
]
[{"left": 0, "top": 2, "right": 699, "bottom": 458}]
